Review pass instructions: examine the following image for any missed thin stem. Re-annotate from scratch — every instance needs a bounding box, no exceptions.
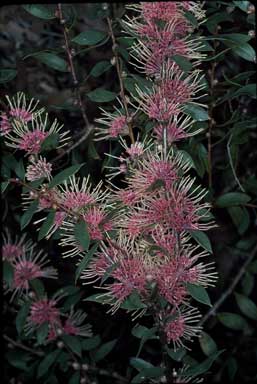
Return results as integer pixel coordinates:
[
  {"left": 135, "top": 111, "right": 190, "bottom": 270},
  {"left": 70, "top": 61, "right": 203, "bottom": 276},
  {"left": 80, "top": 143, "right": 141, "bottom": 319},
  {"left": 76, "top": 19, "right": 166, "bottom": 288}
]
[
  {"left": 199, "top": 243, "right": 257, "bottom": 326},
  {"left": 227, "top": 134, "right": 245, "bottom": 192},
  {"left": 57, "top": 4, "right": 89, "bottom": 129},
  {"left": 106, "top": 16, "right": 135, "bottom": 144},
  {"left": 4, "top": 334, "right": 44, "bottom": 356}
]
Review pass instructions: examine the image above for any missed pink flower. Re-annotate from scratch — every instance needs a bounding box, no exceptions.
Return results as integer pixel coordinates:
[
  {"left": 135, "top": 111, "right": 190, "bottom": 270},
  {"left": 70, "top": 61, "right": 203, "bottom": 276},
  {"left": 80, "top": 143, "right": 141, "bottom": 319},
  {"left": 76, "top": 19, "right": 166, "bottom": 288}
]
[
  {"left": 10, "top": 107, "right": 33, "bottom": 122},
  {"left": 109, "top": 115, "right": 127, "bottom": 137},
  {"left": 142, "top": 2, "right": 179, "bottom": 22},
  {"left": 63, "top": 192, "right": 95, "bottom": 210},
  {"left": 154, "top": 121, "right": 187, "bottom": 144},
  {"left": 63, "top": 309, "right": 92, "bottom": 337},
  {"left": 18, "top": 129, "right": 48, "bottom": 154},
  {"left": 83, "top": 207, "right": 112, "bottom": 240},
  {"left": 3, "top": 244, "right": 23, "bottom": 263},
  {"left": 0, "top": 113, "right": 12, "bottom": 135},
  {"left": 29, "top": 299, "right": 61, "bottom": 326},
  {"left": 26, "top": 157, "right": 52, "bottom": 181}
]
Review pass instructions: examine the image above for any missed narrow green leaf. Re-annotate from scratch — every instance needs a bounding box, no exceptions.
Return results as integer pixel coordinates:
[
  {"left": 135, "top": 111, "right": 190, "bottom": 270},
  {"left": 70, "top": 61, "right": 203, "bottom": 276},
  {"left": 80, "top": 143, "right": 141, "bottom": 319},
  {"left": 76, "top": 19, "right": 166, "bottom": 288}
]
[
  {"left": 182, "top": 350, "right": 225, "bottom": 377},
  {"left": 23, "top": 4, "right": 56, "bottom": 19},
  {"left": 72, "top": 30, "right": 107, "bottom": 45},
  {"left": 36, "top": 323, "right": 49, "bottom": 345},
  {"left": 235, "top": 293, "right": 257, "bottom": 320},
  {"left": 232, "top": 43, "right": 256, "bottom": 62},
  {"left": 187, "top": 283, "right": 212, "bottom": 307},
  {"left": 131, "top": 367, "right": 165, "bottom": 383},
  {"left": 68, "top": 372, "right": 80, "bottom": 384},
  {"left": 40, "top": 133, "right": 60, "bottom": 152},
  {"left": 74, "top": 220, "right": 90, "bottom": 252},
  {"left": 31, "top": 52, "right": 68, "bottom": 72},
  {"left": 16, "top": 302, "right": 31, "bottom": 335},
  {"left": 87, "top": 88, "right": 116, "bottom": 102},
  {"left": 20, "top": 200, "right": 38, "bottom": 230},
  {"left": 91, "top": 339, "right": 117, "bottom": 362},
  {"left": 166, "top": 346, "right": 186, "bottom": 362},
  {"left": 48, "top": 164, "right": 84, "bottom": 188},
  {"left": 75, "top": 243, "right": 98, "bottom": 282},
  {"left": 81, "top": 335, "right": 101, "bottom": 351},
  {"left": 130, "top": 357, "right": 154, "bottom": 371},
  {"left": 199, "top": 331, "right": 217, "bottom": 357},
  {"left": 184, "top": 104, "right": 209, "bottom": 121},
  {"left": 1, "top": 181, "right": 9, "bottom": 193},
  {"left": 190, "top": 231, "right": 213, "bottom": 253},
  {"left": 3, "top": 261, "right": 14, "bottom": 288},
  {"left": 37, "top": 350, "right": 60, "bottom": 378},
  {"left": 30, "top": 278, "right": 45, "bottom": 297},
  {"left": 62, "top": 335, "right": 82, "bottom": 357},
  {"left": 172, "top": 54, "right": 192, "bottom": 72},
  {"left": 38, "top": 210, "right": 56, "bottom": 240},
  {"left": 216, "top": 192, "right": 251, "bottom": 207},
  {"left": 0, "top": 68, "right": 17, "bottom": 83},
  {"left": 218, "top": 312, "right": 248, "bottom": 330},
  {"left": 90, "top": 60, "right": 112, "bottom": 77},
  {"left": 100, "top": 262, "right": 119, "bottom": 285}
]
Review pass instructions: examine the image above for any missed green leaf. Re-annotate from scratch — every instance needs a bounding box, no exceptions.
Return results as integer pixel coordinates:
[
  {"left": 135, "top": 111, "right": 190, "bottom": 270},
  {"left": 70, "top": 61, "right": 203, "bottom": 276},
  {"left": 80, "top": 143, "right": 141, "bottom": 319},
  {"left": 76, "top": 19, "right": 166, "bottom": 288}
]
[
  {"left": 100, "top": 262, "right": 119, "bottom": 285},
  {"left": 20, "top": 200, "right": 38, "bottom": 230},
  {"left": 81, "top": 335, "right": 101, "bottom": 351},
  {"left": 36, "top": 323, "right": 49, "bottom": 345},
  {"left": 218, "top": 312, "right": 248, "bottom": 330},
  {"left": 38, "top": 210, "right": 56, "bottom": 240},
  {"left": 30, "top": 278, "right": 45, "bottom": 297},
  {"left": 199, "top": 331, "right": 217, "bottom": 357},
  {"left": 166, "top": 346, "right": 186, "bottom": 362},
  {"left": 40, "top": 133, "right": 60, "bottom": 152},
  {"left": 120, "top": 291, "right": 147, "bottom": 311},
  {"left": 219, "top": 33, "right": 251, "bottom": 44},
  {"left": 37, "top": 350, "right": 60, "bottom": 378},
  {"left": 31, "top": 52, "right": 68, "bottom": 72},
  {"left": 68, "top": 372, "right": 80, "bottom": 384},
  {"left": 3, "top": 261, "right": 14, "bottom": 288},
  {"left": 190, "top": 230, "right": 213, "bottom": 253},
  {"left": 6, "top": 351, "right": 31, "bottom": 372},
  {"left": 232, "top": 43, "right": 256, "bottom": 62},
  {"left": 132, "top": 325, "right": 158, "bottom": 357},
  {"left": 182, "top": 350, "right": 225, "bottom": 377},
  {"left": 16, "top": 302, "right": 31, "bottom": 335},
  {"left": 62, "top": 335, "right": 82, "bottom": 357},
  {"left": 87, "top": 88, "right": 116, "bottom": 102},
  {"left": 178, "top": 150, "right": 195, "bottom": 170},
  {"left": 48, "top": 164, "right": 84, "bottom": 188},
  {"left": 233, "top": 1, "right": 250, "bottom": 12},
  {"left": 72, "top": 30, "right": 107, "bottom": 45},
  {"left": 15, "top": 159, "right": 25, "bottom": 179},
  {"left": 74, "top": 220, "right": 90, "bottom": 252},
  {"left": 172, "top": 55, "right": 192, "bottom": 72},
  {"left": 187, "top": 283, "right": 212, "bottom": 307},
  {"left": 235, "top": 293, "right": 257, "bottom": 320},
  {"left": 184, "top": 104, "right": 209, "bottom": 121},
  {"left": 216, "top": 192, "right": 251, "bottom": 207},
  {"left": 131, "top": 367, "right": 165, "bottom": 383},
  {"left": 130, "top": 358, "right": 154, "bottom": 371},
  {"left": 227, "top": 206, "right": 250, "bottom": 235},
  {"left": 226, "top": 356, "right": 238, "bottom": 381},
  {"left": 91, "top": 339, "right": 117, "bottom": 362},
  {"left": 84, "top": 293, "right": 110, "bottom": 305},
  {"left": 241, "top": 272, "right": 254, "bottom": 296},
  {"left": 23, "top": 4, "right": 56, "bottom": 19},
  {"left": 90, "top": 60, "right": 112, "bottom": 77},
  {"left": 1, "top": 181, "right": 9, "bottom": 193},
  {"left": 0, "top": 68, "right": 17, "bottom": 83},
  {"left": 75, "top": 243, "right": 98, "bottom": 282}
]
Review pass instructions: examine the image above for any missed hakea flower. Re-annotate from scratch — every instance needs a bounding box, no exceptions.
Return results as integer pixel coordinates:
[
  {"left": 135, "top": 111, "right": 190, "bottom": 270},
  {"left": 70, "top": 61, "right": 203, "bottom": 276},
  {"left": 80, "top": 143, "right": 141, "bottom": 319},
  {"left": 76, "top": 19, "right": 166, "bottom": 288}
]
[
  {"left": 83, "top": 206, "right": 113, "bottom": 240},
  {"left": 34, "top": 210, "right": 67, "bottom": 240},
  {"left": 25, "top": 156, "right": 52, "bottom": 181},
  {"left": 63, "top": 308, "right": 92, "bottom": 337},
  {"left": 173, "top": 366, "right": 204, "bottom": 383},
  {"left": 10, "top": 248, "right": 57, "bottom": 299},
  {"left": 3, "top": 111, "right": 69, "bottom": 154},
  {"left": 5, "top": 92, "right": 45, "bottom": 123},
  {"left": 0, "top": 113, "right": 12, "bottom": 135},
  {"left": 2, "top": 231, "right": 33, "bottom": 264},
  {"left": 164, "top": 306, "right": 202, "bottom": 350},
  {"left": 26, "top": 298, "right": 61, "bottom": 335},
  {"left": 58, "top": 175, "right": 108, "bottom": 212},
  {"left": 94, "top": 102, "right": 129, "bottom": 140}
]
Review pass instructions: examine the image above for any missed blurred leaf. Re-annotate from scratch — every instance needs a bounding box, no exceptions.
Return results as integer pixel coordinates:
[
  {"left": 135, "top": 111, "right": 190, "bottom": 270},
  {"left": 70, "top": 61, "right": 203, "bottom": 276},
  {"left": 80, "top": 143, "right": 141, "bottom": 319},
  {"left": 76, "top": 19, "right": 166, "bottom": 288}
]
[
  {"left": 38, "top": 209, "right": 56, "bottom": 240},
  {"left": 74, "top": 220, "right": 90, "bottom": 252},
  {"left": 91, "top": 339, "right": 117, "bottom": 362},
  {"left": 235, "top": 293, "right": 257, "bottom": 320},
  {"left": 68, "top": 372, "right": 80, "bottom": 384},
  {"left": 48, "top": 164, "right": 84, "bottom": 188},
  {"left": 227, "top": 206, "right": 250, "bottom": 235},
  {"left": 131, "top": 367, "right": 165, "bottom": 383},
  {"left": 15, "top": 159, "right": 25, "bottom": 179},
  {"left": 184, "top": 104, "right": 209, "bottom": 121},
  {"left": 241, "top": 272, "right": 254, "bottom": 296},
  {"left": 187, "top": 283, "right": 212, "bottom": 307},
  {"left": 182, "top": 350, "right": 225, "bottom": 377},
  {"left": 90, "top": 60, "right": 112, "bottom": 77},
  {"left": 75, "top": 243, "right": 98, "bottom": 282},
  {"left": 20, "top": 200, "right": 38, "bottom": 230},
  {"left": 132, "top": 325, "right": 158, "bottom": 357},
  {"left": 233, "top": 1, "right": 250, "bottom": 12},
  {"left": 23, "top": 4, "right": 56, "bottom": 19},
  {"left": 16, "top": 302, "right": 31, "bottom": 335},
  {"left": 36, "top": 323, "right": 49, "bottom": 345},
  {"left": 37, "top": 350, "right": 60, "bottom": 378},
  {"left": 218, "top": 312, "right": 248, "bottom": 330},
  {"left": 62, "top": 335, "right": 82, "bottom": 357},
  {"left": 87, "top": 88, "right": 116, "bottom": 102},
  {"left": 30, "top": 278, "right": 45, "bottom": 297},
  {"left": 130, "top": 357, "right": 154, "bottom": 371},
  {"left": 227, "top": 356, "right": 238, "bottom": 381},
  {"left": 81, "top": 335, "right": 101, "bottom": 351},
  {"left": 190, "top": 230, "right": 213, "bottom": 253},
  {"left": 3, "top": 261, "right": 13, "bottom": 288},
  {"left": 199, "top": 331, "right": 217, "bottom": 356},
  {"left": 72, "top": 30, "right": 107, "bottom": 45},
  {"left": 31, "top": 52, "right": 68, "bottom": 72},
  {"left": 0, "top": 68, "right": 17, "bottom": 83},
  {"left": 216, "top": 192, "right": 251, "bottom": 207},
  {"left": 166, "top": 346, "right": 186, "bottom": 362}
]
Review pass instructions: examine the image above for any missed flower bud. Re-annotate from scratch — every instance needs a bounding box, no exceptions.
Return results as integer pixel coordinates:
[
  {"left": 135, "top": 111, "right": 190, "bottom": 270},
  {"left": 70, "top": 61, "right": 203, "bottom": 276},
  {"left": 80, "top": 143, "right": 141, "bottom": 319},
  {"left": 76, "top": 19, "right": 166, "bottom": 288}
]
[
  {"left": 57, "top": 341, "right": 64, "bottom": 349},
  {"left": 72, "top": 362, "right": 80, "bottom": 370},
  {"left": 248, "top": 30, "right": 255, "bottom": 38},
  {"left": 81, "top": 364, "right": 89, "bottom": 371}
]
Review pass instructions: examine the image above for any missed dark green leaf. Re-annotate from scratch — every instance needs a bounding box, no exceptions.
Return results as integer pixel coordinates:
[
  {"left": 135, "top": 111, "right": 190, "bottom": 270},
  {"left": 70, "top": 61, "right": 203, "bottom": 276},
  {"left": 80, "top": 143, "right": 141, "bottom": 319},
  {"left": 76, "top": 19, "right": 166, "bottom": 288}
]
[
  {"left": 190, "top": 231, "right": 213, "bottom": 253},
  {"left": 1, "top": 181, "right": 9, "bottom": 193},
  {"left": 20, "top": 200, "right": 38, "bottom": 230},
  {"left": 187, "top": 283, "right": 212, "bottom": 307},
  {"left": 15, "top": 159, "right": 25, "bottom": 179},
  {"left": 81, "top": 335, "right": 101, "bottom": 351},
  {"left": 23, "top": 4, "right": 56, "bottom": 19},
  {"left": 120, "top": 291, "right": 147, "bottom": 311},
  {"left": 48, "top": 164, "right": 84, "bottom": 188},
  {"left": 30, "top": 278, "right": 45, "bottom": 297},
  {"left": 233, "top": 1, "right": 250, "bottom": 12},
  {"left": 132, "top": 325, "right": 158, "bottom": 357},
  {"left": 38, "top": 210, "right": 56, "bottom": 240},
  {"left": 216, "top": 192, "right": 251, "bottom": 207},
  {"left": 242, "top": 272, "right": 254, "bottom": 296},
  {"left": 227, "top": 206, "right": 250, "bottom": 235},
  {"left": 31, "top": 52, "right": 68, "bottom": 72},
  {"left": 172, "top": 55, "right": 192, "bottom": 72},
  {"left": 0, "top": 68, "right": 17, "bottom": 83},
  {"left": 62, "top": 335, "right": 82, "bottom": 357},
  {"left": 232, "top": 43, "right": 256, "bottom": 62},
  {"left": 182, "top": 350, "right": 225, "bottom": 377},
  {"left": 166, "top": 346, "right": 186, "bottom": 362},
  {"left": 199, "top": 331, "right": 217, "bottom": 356},
  {"left": 87, "top": 88, "right": 116, "bottom": 102},
  {"left": 37, "top": 350, "right": 60, "bottom": 378},
  {"left": 74, "top": 220, "right": 90, "bottom": 252},
  {"left": 130, "top": 357, "right": 154, "bottom": 371},
  {"left": 131, "top": 367, "right": 165, "bottom": 383},
  {"left": 235, "top": 293, "right": 257, "bottom": 320},
  {"left": 226, "top": 356, "right": 238, "bottom": 381},
  {"left": 90, "top": 60, "right": 112, "bottom": 77},
  {"left": 75, "top": 243, "right": 98, "bottom": 282},
  {"left": 72, "top": 30, "right": 107, "bottom": 45},
  {"left": 100, "top": 262, "right": 119, "bottom": 285},
  {"left": 218, "top": 312, "right": 248, "bottom": 330},
  {"left": 36, "top": 323, "right": 49, "bottom": 345},
  {"left": 16, "top": 302, "right": 31, "bottom": 335},
  {"left": 68, "top": 372, "right": 80, "bottom": 384},
  {"left": 184, "top": 104, "right": 209, "bottom": 121},
  {"left": 3, "top": 261, "right": 14, "bottom": 288},
  {"left": 40, "top": 133, "right": 60, "bottom": 152},
  {"left": 91, "top": 339, "right": 117, "bottom": 362}
]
